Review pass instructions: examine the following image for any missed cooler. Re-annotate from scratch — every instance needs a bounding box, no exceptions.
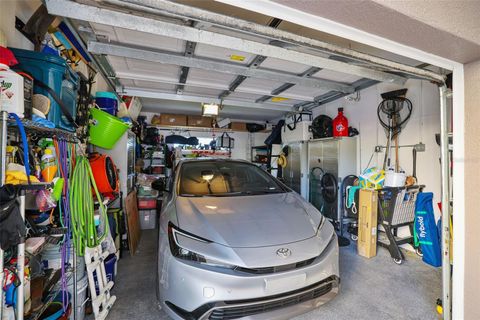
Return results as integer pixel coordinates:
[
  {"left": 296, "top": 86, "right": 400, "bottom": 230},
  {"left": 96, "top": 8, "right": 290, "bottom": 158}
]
[{"left": 10, "top": 48, "right": 79, "bottom": 131}]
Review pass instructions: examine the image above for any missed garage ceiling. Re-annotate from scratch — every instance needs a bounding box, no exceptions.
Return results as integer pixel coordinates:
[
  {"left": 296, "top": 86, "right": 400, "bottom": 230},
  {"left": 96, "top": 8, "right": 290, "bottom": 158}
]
[{"left": 45, "top": 0, "right": 446, "bottom": 121}]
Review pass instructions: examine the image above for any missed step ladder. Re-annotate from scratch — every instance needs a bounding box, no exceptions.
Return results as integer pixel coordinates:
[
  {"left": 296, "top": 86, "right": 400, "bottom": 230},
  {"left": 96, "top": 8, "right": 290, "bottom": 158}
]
[{"left": 84, "top": 245, "right": 116, "bottom": 320}]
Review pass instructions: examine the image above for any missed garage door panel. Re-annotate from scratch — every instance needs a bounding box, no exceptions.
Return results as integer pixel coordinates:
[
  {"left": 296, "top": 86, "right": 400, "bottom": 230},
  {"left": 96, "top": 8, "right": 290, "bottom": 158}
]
[
  {"left": 186, "top": 68, "right": 234, "bottom": 90},
  {"left": 91, "top": 23, "right": 185, "bottom": 53},
  {"left": 263, "top": 98, "right": 305, "bottom": 107},
  {"left": 227, "top": 92, "right": 264, "bottom": 102},
  {"left": 182, "top": 86, "right": 224, "bottom": 97},
  {"left": 236, "top": 78, "right": 286, "bottom": 95},
  {"left": 131, "top": 81, "right": 177, "bottom": 92},
  {"left": 125, "top": 58, "right": 180, "bottom": 74},
  {"left": 119, "top": 78, "right": 135, "bottom": 87},
  {"left": 90, "top": 23, "right": 117, "bottom": 41},
  {"left": 194, "top": 43, "right": 254, "bottom": 65},
  {"left": 260, "top": 57, "right": 311, "bottom": 74},
  {"left": 280, "top": 85, "right": 328, "bottom": 99},
  {"left": 311, "top": 69, "right": 362, "bottom": 83},
  {"left": 106, "top": 55, "right": 128, "bottom": 68}
]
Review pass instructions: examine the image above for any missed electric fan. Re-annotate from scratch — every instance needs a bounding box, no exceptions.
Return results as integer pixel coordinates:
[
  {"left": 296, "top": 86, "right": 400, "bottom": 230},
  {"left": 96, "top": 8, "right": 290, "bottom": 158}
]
[{"left": 377, "top": 89, "right": 413, "bottom": 170}]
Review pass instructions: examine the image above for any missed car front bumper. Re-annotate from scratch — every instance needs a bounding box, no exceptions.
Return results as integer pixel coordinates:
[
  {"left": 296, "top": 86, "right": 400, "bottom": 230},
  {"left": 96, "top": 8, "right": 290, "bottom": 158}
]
[{"left": 159, "top": 232, "right": 339, "bottom": 320}]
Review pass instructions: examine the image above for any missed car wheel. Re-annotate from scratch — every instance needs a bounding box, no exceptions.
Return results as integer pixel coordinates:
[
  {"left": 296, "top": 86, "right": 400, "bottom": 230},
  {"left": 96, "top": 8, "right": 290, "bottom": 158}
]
[{"left": 350, "top": 234, "right": 358, "bottom": 241}]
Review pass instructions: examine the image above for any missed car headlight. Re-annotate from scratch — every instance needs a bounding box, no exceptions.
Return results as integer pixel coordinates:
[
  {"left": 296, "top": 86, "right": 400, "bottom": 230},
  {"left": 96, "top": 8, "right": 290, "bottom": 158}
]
[
  {"left": 316, "top": 214, "right": 326, "bottom": 235},
  {"left": 168, "top": 222, "right": 234, "bottom": 268},
  {"left": 168, "top": 222, "right": 210, "bottom": 262}
]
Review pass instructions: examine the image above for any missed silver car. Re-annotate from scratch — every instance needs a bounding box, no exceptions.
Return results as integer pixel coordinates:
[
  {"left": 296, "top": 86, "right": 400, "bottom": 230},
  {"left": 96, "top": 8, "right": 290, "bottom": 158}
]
[{"left": 157, "top": 159, "right": 339, "bottom": 320}]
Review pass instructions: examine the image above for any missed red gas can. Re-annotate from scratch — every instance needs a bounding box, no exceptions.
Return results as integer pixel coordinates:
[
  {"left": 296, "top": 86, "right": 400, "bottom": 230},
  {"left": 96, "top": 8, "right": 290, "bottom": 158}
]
[{"left": 333, "top": 108, "right": 349, "bottom": 137}]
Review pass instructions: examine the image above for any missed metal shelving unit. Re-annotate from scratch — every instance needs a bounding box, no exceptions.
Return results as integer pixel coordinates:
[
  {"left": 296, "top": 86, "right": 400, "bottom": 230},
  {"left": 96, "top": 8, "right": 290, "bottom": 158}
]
[
  {"left": 28, "top": 271, "right": 73, "bottom": 320},
  {"left": 0, "top": 113, "right": 79, "bottom": 320},
  {"left": 149, "top": 124, "right": 233, "bottom": 133}
]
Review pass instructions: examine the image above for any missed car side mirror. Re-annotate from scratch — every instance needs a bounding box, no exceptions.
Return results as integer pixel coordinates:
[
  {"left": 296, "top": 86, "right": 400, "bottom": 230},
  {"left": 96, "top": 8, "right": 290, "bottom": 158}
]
[{"left": 152, "top": 178, "right": 166, "bottom": 192}]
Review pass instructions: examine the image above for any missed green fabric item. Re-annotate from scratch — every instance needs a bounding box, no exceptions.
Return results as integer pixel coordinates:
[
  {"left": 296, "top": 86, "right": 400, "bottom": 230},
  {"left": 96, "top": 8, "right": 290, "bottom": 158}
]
[{"left": 346, "top": 186, "right": 361, "bottom": 208}]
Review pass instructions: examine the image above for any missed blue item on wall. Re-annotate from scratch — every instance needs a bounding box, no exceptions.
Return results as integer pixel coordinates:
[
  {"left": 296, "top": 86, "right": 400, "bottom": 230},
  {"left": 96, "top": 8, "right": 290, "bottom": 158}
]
[
  {"left": 5, "top": 283, "right": 17, "bottom": 307},
  {"left": 93, "top": 253, "right": 117, "bottom": 294},
  {"left": 58, "top": 22, "right": 91, "bottom": 63},
  {"left": 9, "top": 48, "right": 79, "bottom": 132},
  {"left": 95, "top": 92, "right": 118, "bottom": 116},
  {"left": 415, "top": 192, "right": 442, "bottom": 267}
]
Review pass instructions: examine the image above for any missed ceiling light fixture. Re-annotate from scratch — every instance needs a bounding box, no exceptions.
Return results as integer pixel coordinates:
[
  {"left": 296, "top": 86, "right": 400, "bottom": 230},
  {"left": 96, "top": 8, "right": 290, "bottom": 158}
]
[{"left": 202, "top": 103, "right": 219, "bottom": 117}]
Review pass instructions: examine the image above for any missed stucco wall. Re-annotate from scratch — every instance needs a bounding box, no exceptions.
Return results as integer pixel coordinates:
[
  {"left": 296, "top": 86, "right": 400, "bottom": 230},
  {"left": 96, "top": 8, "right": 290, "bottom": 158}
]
[{"left": 463, "top": 59, "right": 480, "bottom": 320}]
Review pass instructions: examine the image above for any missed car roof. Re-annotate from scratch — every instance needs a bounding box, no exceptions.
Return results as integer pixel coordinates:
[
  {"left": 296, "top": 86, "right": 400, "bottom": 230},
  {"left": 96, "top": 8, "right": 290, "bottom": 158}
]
[{"left": 179, "top": 158, "right": 251, "bottom": 165}]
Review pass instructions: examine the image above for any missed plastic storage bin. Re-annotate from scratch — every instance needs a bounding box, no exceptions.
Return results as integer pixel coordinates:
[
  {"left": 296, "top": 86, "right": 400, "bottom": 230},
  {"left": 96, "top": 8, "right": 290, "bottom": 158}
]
[
  {"left": 139, "top": 209, "right": 157, "bottom": 230},
  {"left": 96, "top": 91, "right": 118, "bottom": 115},
  {"left": 10, "top": 48, "right": 79, "bottom": 131},
  {"left": 138, "top": 196, "right": 157, "bottom": 209}
]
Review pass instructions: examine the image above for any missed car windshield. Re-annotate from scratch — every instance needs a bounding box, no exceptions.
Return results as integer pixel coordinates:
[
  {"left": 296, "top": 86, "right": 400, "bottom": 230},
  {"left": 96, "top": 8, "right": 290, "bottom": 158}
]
[{"left": 178, "top": 161, "right": 286, "bottom": 197}]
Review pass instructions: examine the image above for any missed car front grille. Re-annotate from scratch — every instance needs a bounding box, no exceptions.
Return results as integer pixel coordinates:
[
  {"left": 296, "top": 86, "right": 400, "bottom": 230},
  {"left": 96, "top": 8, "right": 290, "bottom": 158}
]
[
  {"left": 207, "top": 276, "right": 337, "bottom": 320},
  {"left": 232, "top": 257, "right": 316, "bottom": 275}
]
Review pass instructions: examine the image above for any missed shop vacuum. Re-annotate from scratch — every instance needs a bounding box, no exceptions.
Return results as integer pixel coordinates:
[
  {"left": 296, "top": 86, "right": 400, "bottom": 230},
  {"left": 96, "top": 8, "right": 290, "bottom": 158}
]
[{"left": 89, "top": 153, "right": 119, "bottom": 195}]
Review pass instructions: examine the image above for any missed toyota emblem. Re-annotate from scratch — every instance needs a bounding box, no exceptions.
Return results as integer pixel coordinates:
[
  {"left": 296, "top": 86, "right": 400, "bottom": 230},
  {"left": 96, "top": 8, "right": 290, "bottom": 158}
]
[{"left": 276, "top": 248, "right": 292, "bottom": 258}]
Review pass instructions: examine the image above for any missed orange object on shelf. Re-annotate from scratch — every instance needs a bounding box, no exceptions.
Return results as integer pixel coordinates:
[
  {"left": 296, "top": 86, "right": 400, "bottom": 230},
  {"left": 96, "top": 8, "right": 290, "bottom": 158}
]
[
  {"left": 41, "top": 149, "right": 57, "bottom": 183},
  {"left": 89, "top": 153, "right": 119, "bottom": 194}
]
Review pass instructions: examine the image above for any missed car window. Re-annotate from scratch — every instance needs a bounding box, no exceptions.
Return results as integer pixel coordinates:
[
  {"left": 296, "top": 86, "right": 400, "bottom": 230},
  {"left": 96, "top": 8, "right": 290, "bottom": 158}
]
[{"left": 178, "top": 161, "right": 286, "bottom": 196}]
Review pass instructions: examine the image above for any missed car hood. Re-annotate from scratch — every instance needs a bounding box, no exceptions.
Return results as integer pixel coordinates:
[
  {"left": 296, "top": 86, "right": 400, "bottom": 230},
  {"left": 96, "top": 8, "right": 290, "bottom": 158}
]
[{"left": 175, "top": 192, "right": 320, "bottom": 248}]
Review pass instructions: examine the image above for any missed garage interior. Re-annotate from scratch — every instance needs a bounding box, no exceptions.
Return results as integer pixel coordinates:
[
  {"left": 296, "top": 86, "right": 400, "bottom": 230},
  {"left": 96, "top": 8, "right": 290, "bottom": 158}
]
[{"left": 0, "top": 1, "right": 458, "bottom": 320}]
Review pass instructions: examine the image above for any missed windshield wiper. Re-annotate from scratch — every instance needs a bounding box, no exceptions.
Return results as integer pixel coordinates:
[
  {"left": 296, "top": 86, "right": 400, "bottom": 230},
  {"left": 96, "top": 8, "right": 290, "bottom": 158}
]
[
  {"left": 248, "top": 190, "right": 283, "bottom": 195},
  {"left": 206, "top": 192, "right": 244, "bottom": 197},
  {"left": 180, "top": 194, "right": 205, "bottom": 197}
]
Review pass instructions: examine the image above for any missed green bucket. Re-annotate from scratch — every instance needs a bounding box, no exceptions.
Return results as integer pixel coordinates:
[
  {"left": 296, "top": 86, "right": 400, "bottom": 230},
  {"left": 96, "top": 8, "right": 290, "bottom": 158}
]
[{"left": 89, "top": 108, "right": 130, "bottom": 149}]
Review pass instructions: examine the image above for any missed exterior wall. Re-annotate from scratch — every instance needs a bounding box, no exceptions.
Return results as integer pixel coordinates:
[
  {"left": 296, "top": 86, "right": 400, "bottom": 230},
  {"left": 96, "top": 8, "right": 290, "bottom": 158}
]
[{"left": 463, "top": 59, "right": 480, "bottom": 320}]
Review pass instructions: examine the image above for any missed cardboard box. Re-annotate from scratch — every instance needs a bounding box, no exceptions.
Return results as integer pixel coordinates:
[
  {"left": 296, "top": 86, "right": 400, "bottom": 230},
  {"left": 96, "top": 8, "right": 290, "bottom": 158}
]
[
  {"left": 358, "top": 189, "right": 378, "bottom": 258},
  {"left": 159, "top": 114, "right": 187, "bottom": 126},
  {"left": 187, "top": 116, "right": 212, "bottom": 127},
  {"left": 230, "top": 122, "right": 247, "bottom": 132}
]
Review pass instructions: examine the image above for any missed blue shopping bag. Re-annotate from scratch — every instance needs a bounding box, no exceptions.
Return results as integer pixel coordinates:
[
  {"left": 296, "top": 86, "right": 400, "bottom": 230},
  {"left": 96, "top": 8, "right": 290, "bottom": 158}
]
[{"left": 415, "top": 192, "right": 442, "bottom": 267}]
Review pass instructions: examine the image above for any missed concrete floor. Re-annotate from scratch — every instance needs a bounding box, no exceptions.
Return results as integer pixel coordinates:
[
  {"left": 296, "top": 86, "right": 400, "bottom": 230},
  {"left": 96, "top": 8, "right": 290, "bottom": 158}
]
[{"left": 106, "top": 229, "right": 441, "bottom": 320}]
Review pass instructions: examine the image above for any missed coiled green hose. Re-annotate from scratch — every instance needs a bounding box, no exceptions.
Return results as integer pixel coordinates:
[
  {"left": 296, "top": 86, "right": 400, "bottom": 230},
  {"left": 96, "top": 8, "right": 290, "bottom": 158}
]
[{"left": 70, "top": 156, "right": 108, "bottom": 256}]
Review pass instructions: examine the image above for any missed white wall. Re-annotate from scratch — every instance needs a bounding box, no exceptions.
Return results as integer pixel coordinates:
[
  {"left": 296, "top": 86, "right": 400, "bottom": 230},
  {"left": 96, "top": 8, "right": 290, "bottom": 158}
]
[
  {"left": 0, "top": 0, "right": 110, "bottom": 94},
  {"left": 313, "top": 79, "right": 442, "bottom": 221},
  {"left": 0, "top": 0, "right": 41, "bottom": 49}
]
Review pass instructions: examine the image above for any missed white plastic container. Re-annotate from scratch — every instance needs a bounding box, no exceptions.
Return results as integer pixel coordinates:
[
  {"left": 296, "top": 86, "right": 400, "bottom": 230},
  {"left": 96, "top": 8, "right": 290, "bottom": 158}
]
[
  {"left": 384, "top": 169, "right": 406, "bottom": 187},
  {"left": 139, "top": 209, "right": 157, "bottom": 230},
  {"left": 41, "top": 244, "right": 86, "bottom": 279},
  {"left": 0, "top": 62, "right": 24, "bottom": 116},
  {"left": 281, "top": 121, "right": 312, "bottom": 143},
  {"left": 68, "top": 274, "right": 89, "bottom": 320}
]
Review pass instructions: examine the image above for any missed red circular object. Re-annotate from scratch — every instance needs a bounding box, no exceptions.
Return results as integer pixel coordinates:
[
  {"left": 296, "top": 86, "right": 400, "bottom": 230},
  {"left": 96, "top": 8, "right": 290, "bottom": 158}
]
[
  {"left": 89, "top": 153, "right": 119, "bottom": 194},
  {"left": 333, "top": 107, "right": 349, "bottom": 137}
]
